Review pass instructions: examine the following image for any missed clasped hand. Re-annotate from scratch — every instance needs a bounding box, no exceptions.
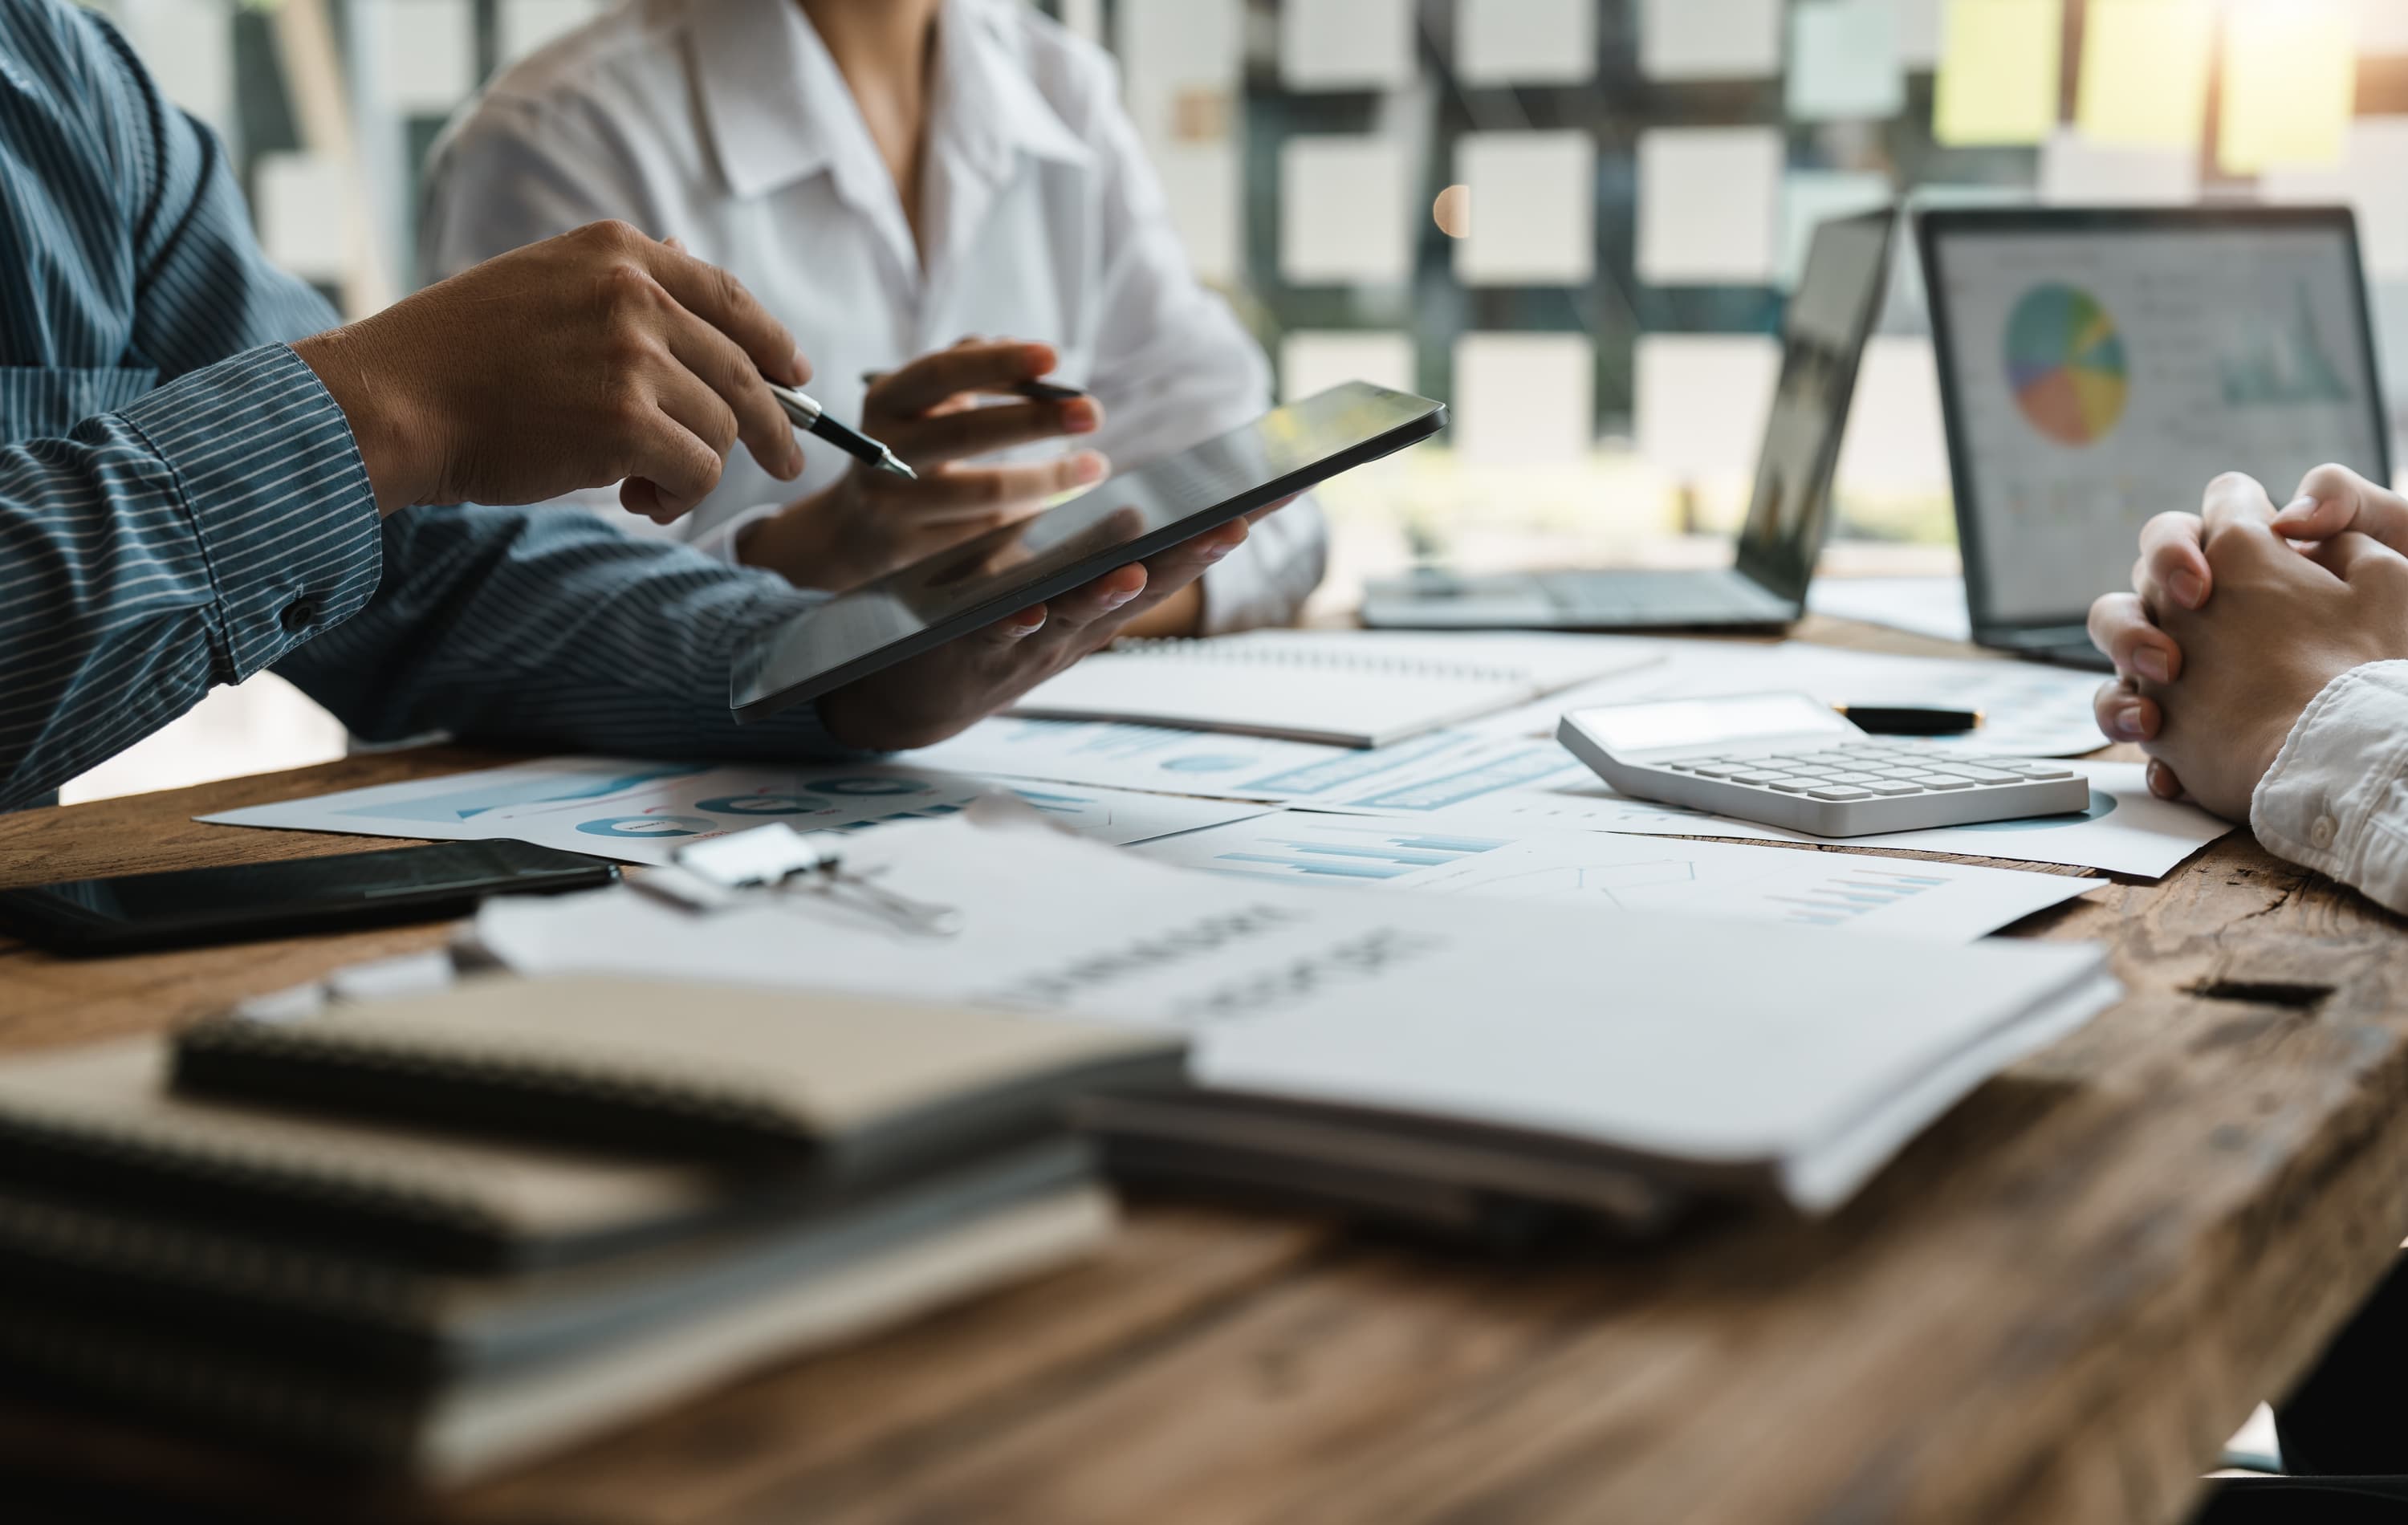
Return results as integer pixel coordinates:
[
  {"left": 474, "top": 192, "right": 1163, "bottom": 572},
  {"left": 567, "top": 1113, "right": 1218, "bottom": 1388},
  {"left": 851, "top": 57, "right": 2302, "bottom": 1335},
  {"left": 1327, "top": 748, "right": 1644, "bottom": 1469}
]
[{"left": 2088, "top": 465, "right": 2408, "bottom": 820}]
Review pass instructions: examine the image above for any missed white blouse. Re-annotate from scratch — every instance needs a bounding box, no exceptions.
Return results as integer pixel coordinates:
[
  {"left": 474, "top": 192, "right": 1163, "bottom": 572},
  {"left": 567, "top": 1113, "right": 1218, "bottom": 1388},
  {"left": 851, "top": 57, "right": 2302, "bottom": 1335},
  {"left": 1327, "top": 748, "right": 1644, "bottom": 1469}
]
[{"left": 417, "top": 0, "right": 1323, "bottom": 632}]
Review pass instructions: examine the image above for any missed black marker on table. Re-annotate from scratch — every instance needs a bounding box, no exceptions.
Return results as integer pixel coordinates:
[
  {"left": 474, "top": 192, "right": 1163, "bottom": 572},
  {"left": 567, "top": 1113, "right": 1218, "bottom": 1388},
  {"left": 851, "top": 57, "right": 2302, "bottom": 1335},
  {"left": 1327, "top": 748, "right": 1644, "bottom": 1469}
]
[
  {"left": 766, "top": 380, "right": 916, "bottom": 481},
  {"left": 1832, "top": 703, "right": 1983, "bottom": 736}
]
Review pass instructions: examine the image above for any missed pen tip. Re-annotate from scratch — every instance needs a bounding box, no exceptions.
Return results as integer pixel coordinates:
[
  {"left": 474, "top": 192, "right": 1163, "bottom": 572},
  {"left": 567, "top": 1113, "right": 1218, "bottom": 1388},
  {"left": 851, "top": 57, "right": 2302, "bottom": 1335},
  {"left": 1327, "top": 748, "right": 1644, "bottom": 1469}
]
[{"left": 882, "top": 453, "right": 917, "bottom": 482}]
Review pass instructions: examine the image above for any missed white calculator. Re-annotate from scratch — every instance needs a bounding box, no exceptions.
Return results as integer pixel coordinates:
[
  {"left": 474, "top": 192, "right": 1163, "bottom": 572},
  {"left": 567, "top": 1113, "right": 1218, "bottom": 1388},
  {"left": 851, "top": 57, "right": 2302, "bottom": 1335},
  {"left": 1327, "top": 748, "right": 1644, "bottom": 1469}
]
[{"left": 1556, "top": 692, "right": 2091, "bottom": 839}]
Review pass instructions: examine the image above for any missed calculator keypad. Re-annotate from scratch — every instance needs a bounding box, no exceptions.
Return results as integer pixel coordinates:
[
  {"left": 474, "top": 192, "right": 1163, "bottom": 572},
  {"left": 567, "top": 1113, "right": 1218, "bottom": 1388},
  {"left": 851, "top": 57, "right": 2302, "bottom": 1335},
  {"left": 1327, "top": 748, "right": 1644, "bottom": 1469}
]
[{"left": 1656, "top": 742, "right": 2076, "bottom": 801}]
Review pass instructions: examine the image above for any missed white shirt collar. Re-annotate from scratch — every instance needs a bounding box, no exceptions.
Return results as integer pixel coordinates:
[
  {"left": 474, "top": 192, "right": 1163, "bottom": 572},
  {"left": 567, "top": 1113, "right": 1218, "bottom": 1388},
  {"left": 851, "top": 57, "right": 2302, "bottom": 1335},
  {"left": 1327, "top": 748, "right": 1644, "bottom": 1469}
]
[{"left": 692, "top": 0, "right": 1092, "bottom": 205}]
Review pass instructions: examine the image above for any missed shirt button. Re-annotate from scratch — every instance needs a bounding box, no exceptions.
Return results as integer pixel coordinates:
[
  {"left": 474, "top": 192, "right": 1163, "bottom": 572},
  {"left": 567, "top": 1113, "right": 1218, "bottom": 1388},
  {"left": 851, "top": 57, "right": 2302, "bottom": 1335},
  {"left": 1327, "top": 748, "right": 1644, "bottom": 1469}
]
[
  {"left": 279, "top": 598, "right": 317, "bottom": 634},
  {"left": 2311, "top": 815, "right": 2339, "bottom": 849}
]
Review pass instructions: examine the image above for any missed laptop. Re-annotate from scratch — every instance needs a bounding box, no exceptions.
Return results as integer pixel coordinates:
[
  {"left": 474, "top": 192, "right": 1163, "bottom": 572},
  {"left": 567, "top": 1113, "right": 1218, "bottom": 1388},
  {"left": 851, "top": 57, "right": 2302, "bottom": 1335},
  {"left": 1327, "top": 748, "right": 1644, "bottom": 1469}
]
[
  {"left": 1361, "top": 208, "right": 1894, "bottom": 632},
  {"left": 1919, "top": 205, "right": 2393, "bottom": 670}
]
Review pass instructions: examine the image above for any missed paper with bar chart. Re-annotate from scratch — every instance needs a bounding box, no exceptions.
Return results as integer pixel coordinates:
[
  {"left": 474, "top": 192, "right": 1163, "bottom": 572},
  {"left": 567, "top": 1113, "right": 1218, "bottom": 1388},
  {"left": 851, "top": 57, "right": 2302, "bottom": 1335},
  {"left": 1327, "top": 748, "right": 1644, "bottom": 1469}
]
[
  {"left": 907, "top": 717, "right": 1613, "bottom": 810},
  {"left": 201, "top": 757, "right": 1273, "bottom": 866},
  {"left": 1129, "top": 813, "right": 2093, "bottom": 941}
]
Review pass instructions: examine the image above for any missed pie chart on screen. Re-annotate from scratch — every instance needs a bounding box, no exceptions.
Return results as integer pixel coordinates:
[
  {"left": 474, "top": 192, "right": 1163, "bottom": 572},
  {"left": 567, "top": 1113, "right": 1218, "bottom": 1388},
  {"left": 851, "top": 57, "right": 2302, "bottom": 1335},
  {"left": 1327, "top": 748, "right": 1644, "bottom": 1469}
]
[{"left": 2005, "top": 283, "right": 2129, "bottom": 447}]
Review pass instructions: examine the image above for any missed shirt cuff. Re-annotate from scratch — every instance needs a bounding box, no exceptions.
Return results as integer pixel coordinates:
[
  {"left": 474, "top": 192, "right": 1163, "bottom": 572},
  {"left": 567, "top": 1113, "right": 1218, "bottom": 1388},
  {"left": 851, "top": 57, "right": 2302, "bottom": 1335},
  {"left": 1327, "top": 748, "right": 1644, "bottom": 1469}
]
[
  {"left": 689, "top": 500, "right": 790, "bottom": 564},
  {"left": 115, "top": 344, "right": 381, "bottom": 684},
  {"left": 2249, "top": 659, "right": 2408, "bottom": 913}
]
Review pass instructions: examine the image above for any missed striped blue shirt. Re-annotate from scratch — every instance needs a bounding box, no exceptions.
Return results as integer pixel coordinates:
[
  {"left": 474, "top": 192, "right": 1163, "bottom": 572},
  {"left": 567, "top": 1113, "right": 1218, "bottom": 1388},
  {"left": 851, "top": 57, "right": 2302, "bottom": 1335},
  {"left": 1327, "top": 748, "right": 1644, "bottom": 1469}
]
[{"left": 0, "top": 0, "right": 846, "bottom": 813}]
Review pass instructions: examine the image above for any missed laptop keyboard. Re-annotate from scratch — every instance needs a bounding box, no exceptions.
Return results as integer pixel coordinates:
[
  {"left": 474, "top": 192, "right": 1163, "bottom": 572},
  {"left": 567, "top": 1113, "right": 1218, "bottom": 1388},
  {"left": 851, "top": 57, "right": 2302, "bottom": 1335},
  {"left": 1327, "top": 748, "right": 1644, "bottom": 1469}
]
[{"left": 1535, "top": 571, "right": 1796, "bottom": 623}]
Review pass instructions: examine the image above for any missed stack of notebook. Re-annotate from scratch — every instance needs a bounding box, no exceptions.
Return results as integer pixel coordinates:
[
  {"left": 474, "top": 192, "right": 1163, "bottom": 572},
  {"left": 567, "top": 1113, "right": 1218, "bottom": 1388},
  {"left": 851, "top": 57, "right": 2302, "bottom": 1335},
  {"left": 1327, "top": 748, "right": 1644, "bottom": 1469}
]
[
  {"left": 0, "top": 977, "right": 1182, "bottom": 1479},
  {"left": 470, "top": 815, "right": 2125, "bottom": 1241},
  {"left": 1007, "top": 629, "right": 1658, "bottom": 746}
]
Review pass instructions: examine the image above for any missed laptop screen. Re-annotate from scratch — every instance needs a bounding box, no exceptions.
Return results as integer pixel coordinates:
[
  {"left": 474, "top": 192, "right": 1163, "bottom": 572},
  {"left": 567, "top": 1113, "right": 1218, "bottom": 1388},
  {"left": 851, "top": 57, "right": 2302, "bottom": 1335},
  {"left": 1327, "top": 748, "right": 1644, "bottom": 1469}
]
[
  {"left": 1733, "top": 210, "right": 1895, "bottom": 601},
  {"left": 1922, "top": 209, "right": 2390, "bottom": 631}
]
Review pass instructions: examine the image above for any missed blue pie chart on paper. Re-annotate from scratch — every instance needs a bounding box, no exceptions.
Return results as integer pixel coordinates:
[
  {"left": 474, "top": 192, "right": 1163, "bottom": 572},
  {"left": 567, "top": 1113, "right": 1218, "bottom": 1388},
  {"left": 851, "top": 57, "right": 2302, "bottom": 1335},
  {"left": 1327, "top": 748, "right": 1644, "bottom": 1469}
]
[
  {"left": 806, "top": 778, "right": 931, "bottom": 796},
  {"left": 576, "top": 815, "right": 717, "bottom": 838},
  {"left": 696, "top": 794, "right": 819, "bottom": 814},
  {"left": 1948, "top": 791, "right": 2117, "bottom": 831}
]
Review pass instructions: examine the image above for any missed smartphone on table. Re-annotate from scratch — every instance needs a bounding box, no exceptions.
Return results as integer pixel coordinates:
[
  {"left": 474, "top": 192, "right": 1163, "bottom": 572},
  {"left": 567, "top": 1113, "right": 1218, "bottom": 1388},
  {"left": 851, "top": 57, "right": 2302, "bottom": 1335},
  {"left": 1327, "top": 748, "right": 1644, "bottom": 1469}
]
[{"left": 0, "top": 840, "right": 619, "bottom": 955}]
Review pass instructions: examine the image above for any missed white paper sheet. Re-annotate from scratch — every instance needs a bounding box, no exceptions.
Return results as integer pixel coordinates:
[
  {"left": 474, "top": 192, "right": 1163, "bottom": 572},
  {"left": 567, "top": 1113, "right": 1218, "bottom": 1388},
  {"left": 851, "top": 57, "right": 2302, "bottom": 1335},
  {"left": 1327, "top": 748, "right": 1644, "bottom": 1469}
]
[
  {"left": 1455, "top": 0, "right": 1597, "bottom": 84},
  {"left": 498, "top": 0, "right": 608, "bottom": 67},
  {"left": 1638, "top": 0, "right": 1782, "bottom": 80},
  {"left": 1448, "top": 759, "right": 2229, "bottom": 880},
  {"left": 364, "top": 0, "right": 477, "bottom": 114},
  {"left": 2039, "top": 129, "right": 2200, "bottom": 205},
  {"left": 1799, "top": 761, "right": 2230, "bottom": 876},
  {"left": 1134, "top": 811, "right": 2094, "bottom": 941},
  {"left": 1445, "top": 638, "right": 2109, "bottom": 758},
  {"left": 200, "top": 758, "right": 1274, "bottom": 865},
  {"left": 253, "top": 153, "right": 352, "bottom": 283},
  {"left": 908, "top": 719, "right": 1608, "bottom": 814},
  {"left": 1281, "top": 136, "right": 1413, "bottom": 284},
  {"left": 1805, "top": 576, "right": 1975, "bottom": 642},
  {"left": 1636, "top": 128, "right": 1784, "bottom": 286},
  {"left": 1279, "top": 0, "right": 1417, "bottom": 90},
  {"left": 1456, "top": 132, "right": 1597, "bottom": 286},
  {"left": 1281, "top": 331, "right": 1416, "bottom": 403},
  {"left": 1452, "top": 332, "right": 1596, "bottom": 466},
  {"left": 473, "top": 814, "right": 2117, "bottom": 1214},
  {"left": 1634, "top": 334, "right": 1782, "bottom": 482},
  {"left": 2263, "top": 119, "right": 2408, "bottom": 279},
  {"left": 1788, "top": 0, "right": 1906, "bottom": 121},
  {"left": 1010, "top": 629, "right": 1658, "bottom": 747}
]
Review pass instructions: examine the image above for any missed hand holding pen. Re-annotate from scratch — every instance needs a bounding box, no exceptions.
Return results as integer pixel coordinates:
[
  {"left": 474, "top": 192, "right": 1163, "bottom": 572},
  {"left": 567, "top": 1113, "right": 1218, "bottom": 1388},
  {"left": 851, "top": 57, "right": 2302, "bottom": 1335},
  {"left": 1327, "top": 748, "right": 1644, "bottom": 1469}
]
[{"left": 739, "top": 338, "right": 1109, "bottom": 593}]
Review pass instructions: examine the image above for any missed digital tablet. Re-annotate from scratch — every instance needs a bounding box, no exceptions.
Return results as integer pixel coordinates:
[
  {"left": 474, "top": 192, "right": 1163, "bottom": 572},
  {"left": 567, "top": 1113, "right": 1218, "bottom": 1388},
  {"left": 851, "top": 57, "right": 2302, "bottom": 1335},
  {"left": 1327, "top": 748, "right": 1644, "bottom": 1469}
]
[{"left": 729, "top": 381, "right": 1447, "bottom": 722}]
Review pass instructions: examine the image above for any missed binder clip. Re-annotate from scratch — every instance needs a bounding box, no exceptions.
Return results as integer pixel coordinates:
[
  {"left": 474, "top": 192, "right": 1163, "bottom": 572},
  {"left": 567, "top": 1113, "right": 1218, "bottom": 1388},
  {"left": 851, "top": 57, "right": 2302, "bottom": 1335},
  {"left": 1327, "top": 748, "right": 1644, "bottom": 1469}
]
[{"left": 634, "top": 824, "right": 962, "bottom": 937}]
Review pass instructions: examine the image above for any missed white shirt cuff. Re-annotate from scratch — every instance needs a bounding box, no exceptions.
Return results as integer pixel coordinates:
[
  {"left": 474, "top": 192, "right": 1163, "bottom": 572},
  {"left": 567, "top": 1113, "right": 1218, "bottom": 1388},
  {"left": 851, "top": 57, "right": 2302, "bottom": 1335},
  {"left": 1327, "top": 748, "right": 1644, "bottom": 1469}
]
[{"left": 2250, "top": 659, "right": 2408, "bottom": 914}]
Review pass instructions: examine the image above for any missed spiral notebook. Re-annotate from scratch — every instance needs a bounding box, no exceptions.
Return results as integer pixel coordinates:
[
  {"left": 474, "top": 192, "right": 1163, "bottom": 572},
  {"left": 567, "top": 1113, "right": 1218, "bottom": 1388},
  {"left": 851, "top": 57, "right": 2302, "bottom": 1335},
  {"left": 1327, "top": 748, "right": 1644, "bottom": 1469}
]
[{"left": 1007, "top": 631, "right": 1659, "bottom": 747}]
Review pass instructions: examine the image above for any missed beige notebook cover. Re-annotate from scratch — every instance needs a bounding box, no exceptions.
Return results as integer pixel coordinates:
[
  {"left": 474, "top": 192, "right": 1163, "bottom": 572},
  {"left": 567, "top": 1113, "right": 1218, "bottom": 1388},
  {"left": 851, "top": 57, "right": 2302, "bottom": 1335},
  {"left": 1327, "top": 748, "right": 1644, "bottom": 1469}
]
[
  {"left": 175, "top": 976, "right": 1188, "bottom": 1163},
  {"left": 0, "top": 1039, "right": 730, "bottom": 1263}
]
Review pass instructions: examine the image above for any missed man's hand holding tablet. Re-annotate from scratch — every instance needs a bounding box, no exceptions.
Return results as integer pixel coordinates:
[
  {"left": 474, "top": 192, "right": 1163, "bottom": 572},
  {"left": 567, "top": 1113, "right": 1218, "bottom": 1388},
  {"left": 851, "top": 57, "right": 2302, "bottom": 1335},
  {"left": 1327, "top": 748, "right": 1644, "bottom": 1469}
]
[
  {"left": 819, "top": 515, "right": 1256, "bottom": 749},
  {"left": 723, "top": 383, "right": 1447, "bottom": 749}
]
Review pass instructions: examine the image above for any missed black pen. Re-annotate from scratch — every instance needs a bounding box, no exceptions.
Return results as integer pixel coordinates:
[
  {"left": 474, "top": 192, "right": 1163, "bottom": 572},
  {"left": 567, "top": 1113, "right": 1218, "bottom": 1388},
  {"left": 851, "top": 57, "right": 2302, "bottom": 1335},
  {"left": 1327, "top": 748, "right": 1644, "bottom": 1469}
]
[
  {"left": 1833, "top": 704, "right": 1983, "bottom": 736},
  {"left": 766, "top": 380, "right": 915, "bottom": 481},
  {"left": 860, "top": 369, "right": 1088, "bottom": 403}
]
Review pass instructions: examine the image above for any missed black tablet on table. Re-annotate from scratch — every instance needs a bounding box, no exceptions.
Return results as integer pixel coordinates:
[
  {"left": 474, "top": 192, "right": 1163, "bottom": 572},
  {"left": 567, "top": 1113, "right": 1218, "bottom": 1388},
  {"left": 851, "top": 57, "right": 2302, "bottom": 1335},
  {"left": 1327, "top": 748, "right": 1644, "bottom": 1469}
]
[{"left": 728, "top": 381, "right": 1447, "bottom": 722}]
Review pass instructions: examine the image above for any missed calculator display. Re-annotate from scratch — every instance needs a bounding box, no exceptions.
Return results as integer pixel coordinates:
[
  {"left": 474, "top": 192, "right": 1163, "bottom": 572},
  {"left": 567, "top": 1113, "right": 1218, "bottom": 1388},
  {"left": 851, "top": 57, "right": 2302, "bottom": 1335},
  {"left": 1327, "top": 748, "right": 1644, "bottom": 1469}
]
[{"left": 1569, "top": 693, "right": 1850, "bottom": 754}]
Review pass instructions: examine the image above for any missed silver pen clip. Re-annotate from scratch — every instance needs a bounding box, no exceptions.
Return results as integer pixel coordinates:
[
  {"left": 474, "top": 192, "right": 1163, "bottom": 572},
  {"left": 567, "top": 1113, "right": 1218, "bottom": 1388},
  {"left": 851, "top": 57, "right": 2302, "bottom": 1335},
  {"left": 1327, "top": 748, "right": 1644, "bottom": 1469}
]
[{"left": 638, "top": 824, "right": 962, "bottom": 937}]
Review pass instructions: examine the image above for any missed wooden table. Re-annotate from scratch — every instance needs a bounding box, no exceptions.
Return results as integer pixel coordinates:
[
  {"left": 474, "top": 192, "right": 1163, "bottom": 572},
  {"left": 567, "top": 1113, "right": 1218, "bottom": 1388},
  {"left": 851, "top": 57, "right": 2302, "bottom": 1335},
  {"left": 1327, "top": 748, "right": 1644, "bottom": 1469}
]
[{"left": 4, "top": 618, "right": 2406, "bottom": 1525}]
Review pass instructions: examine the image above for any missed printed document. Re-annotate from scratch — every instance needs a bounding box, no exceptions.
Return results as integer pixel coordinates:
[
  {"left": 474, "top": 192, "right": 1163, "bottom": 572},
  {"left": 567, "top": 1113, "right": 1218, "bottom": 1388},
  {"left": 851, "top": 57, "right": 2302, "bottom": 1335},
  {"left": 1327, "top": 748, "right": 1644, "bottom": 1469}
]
[
  {"left": 470, "top": 814, "right": 2119, "bottom": 1214},
  {"left": 1131, "top": 811, "right": 2093, "bottom": 940},
  {"left": 200, "top": 758, "right": 1271, "bottom": 867}
]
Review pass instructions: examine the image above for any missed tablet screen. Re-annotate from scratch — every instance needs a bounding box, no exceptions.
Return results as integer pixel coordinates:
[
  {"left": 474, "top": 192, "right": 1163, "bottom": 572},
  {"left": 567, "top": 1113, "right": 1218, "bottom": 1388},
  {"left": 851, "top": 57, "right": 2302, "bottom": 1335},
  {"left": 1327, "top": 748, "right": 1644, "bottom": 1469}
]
[{"left": 730, "top": 382, "right": 1445, "bottom": 719}]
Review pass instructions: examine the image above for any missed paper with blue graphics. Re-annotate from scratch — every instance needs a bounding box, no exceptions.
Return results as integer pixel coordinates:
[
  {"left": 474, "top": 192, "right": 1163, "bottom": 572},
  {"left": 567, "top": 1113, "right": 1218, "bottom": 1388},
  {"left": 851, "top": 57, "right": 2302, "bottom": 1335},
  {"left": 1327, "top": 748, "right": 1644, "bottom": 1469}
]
[
  {"left": 1131, "top": 811, "right": 2093, "bottom": 942},
  {"left": 906, "top": 718, "right": 1620, "bottom": 811},
  {"left": 1422, "top": 759, "right": 2230, "bottom": 880},
  {"left": 199, "top": 757, "right": 1273, "bottom": 866}
]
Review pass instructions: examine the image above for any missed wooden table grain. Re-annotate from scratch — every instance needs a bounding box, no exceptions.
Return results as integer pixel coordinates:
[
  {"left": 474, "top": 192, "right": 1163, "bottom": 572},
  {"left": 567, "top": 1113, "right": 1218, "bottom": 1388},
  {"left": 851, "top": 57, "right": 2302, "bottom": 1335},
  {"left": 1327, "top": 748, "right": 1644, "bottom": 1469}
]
[{"left": 2, "top": 623, "right": 2404, "bottom": 1525}]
